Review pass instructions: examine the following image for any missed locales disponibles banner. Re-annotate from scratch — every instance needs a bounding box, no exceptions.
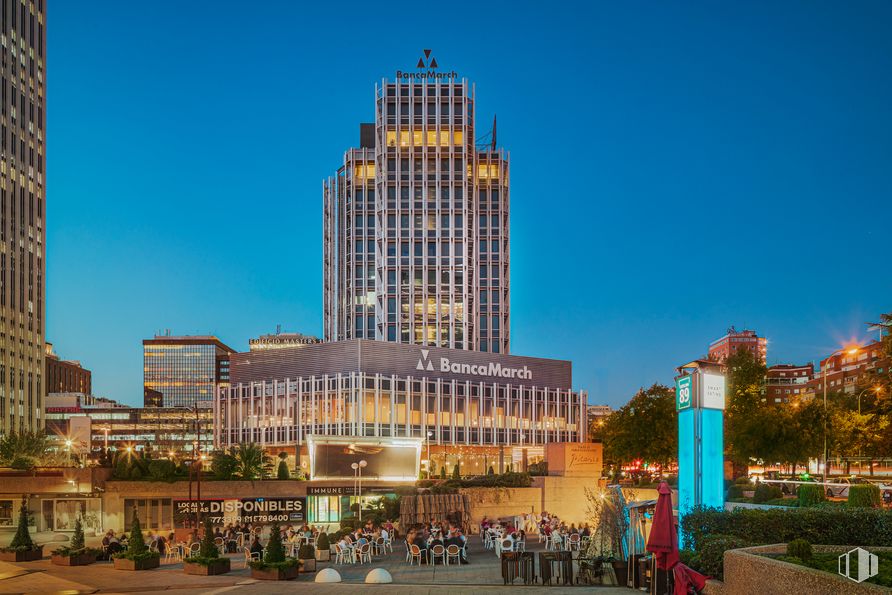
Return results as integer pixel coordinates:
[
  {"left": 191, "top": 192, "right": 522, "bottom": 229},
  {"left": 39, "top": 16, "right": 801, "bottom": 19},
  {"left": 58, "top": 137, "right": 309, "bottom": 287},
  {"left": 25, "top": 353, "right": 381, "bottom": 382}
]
[{"left": 173, "top": 497, "right": 305, "bottom": 527}]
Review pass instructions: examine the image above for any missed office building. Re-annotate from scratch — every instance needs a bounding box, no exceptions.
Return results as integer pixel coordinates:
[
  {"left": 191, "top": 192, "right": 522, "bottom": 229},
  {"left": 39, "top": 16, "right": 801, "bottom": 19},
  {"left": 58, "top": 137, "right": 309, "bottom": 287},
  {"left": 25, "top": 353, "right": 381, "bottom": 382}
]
[
  {"left": 44, "top": 392, "right": 213, "bottom": 456},
  {"left": 708, "top": 327, "right": 766, "bottom": 363},
  {"left": 0, "top": 1, "right": 46, "bottom": 434},
  {"left": 215, "top": 339, "right": 587, "bottom": 476},
  {"left": 249, "top": 329, "right": 320, "bottom": 352},
  {"left": 45, "top": 343, "right": 91, "bottom": 395},
  {"left": 323, "top": 52, "right": 510, "bottom": 354},
  {"left": 143, "top": 334, "right": 234, "bottom": 408},
  {"left": 765, "top": 363, "right": 813, "bottom": 404}
]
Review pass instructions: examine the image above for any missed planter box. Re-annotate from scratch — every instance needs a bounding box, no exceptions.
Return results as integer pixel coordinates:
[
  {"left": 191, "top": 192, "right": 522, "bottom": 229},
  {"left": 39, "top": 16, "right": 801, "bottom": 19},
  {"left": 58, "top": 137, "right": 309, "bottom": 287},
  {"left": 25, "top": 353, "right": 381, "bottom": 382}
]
[
  {"left": 315, "top": 548, "right": 330, "bottom": 562},
  {"left": 113, "top": 556, "right": 161, "bottom": 571},
  {"left": 250, "top": 565, "right": 299, "bottom": 580},
  {"left": 300, "top": 557, "right": 316, "bottom": 572},
  {"left": 52, "top": 552, "right": 97, "bottom": 566},
  {"left": 184, "top": 558, "right": 230, "bottom": 576},
  {"left": 0, "top": 546, "right": 43, "bottom": 562}
]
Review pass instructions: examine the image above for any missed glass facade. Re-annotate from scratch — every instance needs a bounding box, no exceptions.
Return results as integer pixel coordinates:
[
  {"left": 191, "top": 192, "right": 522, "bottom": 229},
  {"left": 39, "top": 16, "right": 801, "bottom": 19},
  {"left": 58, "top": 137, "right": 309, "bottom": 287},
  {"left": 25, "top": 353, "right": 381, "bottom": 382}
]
[
  {"left": 143, "top": 337, "right": 233, "bottom": 408},
  {"left": 217, "top": 373, "right": 585, "bottom": 455},
  {"left": 324, "top": 78, "right": 510, "bottom": 354}
]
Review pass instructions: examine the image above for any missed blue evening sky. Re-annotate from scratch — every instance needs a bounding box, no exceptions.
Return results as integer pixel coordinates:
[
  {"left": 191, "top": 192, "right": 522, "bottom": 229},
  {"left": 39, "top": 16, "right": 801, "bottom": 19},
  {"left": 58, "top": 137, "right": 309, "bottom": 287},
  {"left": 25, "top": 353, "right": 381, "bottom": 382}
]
[{"left": 48, "top": 1, "right": 891, "bottom": 408}]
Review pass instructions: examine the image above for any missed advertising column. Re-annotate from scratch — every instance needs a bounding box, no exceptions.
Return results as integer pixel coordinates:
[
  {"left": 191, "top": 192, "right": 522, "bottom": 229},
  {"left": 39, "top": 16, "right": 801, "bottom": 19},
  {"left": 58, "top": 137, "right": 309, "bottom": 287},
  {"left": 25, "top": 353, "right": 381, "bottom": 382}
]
[{"left": 676, "top": 362, "right": 725, "bottom": 547}]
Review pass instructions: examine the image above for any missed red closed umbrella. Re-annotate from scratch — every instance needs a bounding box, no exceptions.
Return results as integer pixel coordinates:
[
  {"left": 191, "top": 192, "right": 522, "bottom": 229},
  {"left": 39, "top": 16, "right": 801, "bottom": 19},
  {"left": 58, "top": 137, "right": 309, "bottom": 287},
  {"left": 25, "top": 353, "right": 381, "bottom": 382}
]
[
  {"left": 646, "top": 481, "right": 708, "bottom": 595},
  {"left": 646, "top": 481, "right": 679, "bottom": 571}
]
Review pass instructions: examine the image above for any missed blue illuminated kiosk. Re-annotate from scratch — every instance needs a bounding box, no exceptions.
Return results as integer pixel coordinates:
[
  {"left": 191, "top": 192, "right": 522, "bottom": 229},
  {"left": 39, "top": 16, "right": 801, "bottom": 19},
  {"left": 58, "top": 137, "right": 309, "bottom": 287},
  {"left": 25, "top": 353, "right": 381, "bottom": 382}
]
[{"left": 675, "top": 360, "right": 726, "bottom": 548}]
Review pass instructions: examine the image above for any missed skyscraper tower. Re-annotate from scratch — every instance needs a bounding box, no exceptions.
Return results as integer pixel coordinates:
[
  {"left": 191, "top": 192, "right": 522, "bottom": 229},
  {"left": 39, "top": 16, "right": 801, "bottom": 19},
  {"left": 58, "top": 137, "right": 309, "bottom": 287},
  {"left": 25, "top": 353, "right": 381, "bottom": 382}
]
[
  {"left": 324, "top": 52, "right": 510, "bottom": 353},
  {"left": 0, "top": 1, "right": 46, "bottom": 434}
]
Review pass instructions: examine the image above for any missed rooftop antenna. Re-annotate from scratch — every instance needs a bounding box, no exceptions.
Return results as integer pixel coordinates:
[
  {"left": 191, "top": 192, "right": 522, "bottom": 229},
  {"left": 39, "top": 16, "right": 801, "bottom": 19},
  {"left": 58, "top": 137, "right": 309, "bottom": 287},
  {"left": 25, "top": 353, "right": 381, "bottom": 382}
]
[
  {"left": 276, "top": 324, "right": 282, "bottom": 335},
  {"left": 491, "top": 115, "right": 497, "bottom": 151}
]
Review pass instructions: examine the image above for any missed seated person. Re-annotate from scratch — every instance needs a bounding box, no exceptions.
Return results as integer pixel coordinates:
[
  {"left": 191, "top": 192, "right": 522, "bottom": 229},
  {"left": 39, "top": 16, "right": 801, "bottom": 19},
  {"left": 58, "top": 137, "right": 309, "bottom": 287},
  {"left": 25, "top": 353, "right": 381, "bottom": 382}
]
[
  {"left": 249, "top": 535, "right": 264, "bottom": 557},
  {"left": 444, "top": 530, "right": 469, "bottom": 564}
]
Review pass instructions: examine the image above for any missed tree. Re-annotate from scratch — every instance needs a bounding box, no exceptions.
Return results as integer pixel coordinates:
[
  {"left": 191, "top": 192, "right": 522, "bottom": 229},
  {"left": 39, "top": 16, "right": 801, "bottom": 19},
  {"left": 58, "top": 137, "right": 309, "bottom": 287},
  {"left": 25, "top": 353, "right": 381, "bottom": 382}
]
[
  {"left": 212, "top": 443, "right": 272, "bottom": 480},
  {"left": 452, "top": 462, "right": 461, "bottom": 479},
  {"left": 264, "top": 522, "right": 286, "bottom": 563},
  {"left": 487, "top": 465, "right": 494, "bottom": 475},
  {"left": 128, "top": 507, "right": 147, "bottom": 555},
  {"left": 724, "top": 348, "right": 769, "bottom": 466},
  {"left": 277, "top": 459, "right": 290, "bottom": 480},
  {"left": 602, "top": 384, "right": 677, "bottom": 470},
  {"left": 0, "top": 432, "right": 51, "bottom": 469},
  {"left": 9, "top": 495, "right": 34, "bottom": 550},
  {"left": 197, "top": 518, "right": 220, "bottom": 559},
  {"left": 71, "top": 515, "right": 86, "bottom": 551}
]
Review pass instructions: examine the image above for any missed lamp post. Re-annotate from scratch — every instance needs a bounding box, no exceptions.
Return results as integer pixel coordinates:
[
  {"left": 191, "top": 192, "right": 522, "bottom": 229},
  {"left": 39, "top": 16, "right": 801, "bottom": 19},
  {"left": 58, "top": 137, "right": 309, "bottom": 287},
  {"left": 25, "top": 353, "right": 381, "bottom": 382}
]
[
  {"left": 65, "top": 439, "right": 73, "bottom": 466},
  {"left": 426, "top": 431, "right": 433, "bottom": 477},
  {"left": 351, "top": 460, "right": 367, "bottom": 520},
  {"left": 822, "top": 346, "right": 859, "bottom": 483}
]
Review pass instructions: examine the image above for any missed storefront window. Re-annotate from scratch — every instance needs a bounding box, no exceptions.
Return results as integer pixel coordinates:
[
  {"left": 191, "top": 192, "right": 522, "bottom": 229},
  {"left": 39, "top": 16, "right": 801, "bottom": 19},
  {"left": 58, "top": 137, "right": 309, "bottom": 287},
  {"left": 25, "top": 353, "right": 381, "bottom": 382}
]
[
  {"left": 0, "top": 500, "right": 13, "bottom": 526},
  {"left": 124, "top": 498, "right": 172, "bottom": 531},
  {"left": 308, "top": 495, "right": 341, "bottom": 524}
]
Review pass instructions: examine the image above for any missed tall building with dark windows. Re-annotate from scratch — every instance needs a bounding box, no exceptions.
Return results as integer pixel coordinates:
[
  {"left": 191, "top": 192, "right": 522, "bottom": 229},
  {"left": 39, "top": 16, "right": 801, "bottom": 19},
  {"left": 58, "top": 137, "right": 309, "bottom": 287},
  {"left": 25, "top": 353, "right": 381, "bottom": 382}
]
[
  {"left": 0, "top": 1, "right": 46, "bottom": 434},
  {"left": 143, "top": 335, "right": 234, "bottom": 408},
  {"left": 324, "top": 52, "right": 510, "bottom": 353}
]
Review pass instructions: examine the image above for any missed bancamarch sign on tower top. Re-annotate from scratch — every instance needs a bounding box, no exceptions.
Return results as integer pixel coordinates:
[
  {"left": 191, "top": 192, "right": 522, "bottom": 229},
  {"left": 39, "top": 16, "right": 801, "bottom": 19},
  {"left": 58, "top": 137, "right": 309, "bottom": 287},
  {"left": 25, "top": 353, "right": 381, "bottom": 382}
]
[
  {"left": 396, "top": 48, "right": 458, "bottom": 82},
  {"left": 416, "top": 349, "right": 533, "bottom": 381}
]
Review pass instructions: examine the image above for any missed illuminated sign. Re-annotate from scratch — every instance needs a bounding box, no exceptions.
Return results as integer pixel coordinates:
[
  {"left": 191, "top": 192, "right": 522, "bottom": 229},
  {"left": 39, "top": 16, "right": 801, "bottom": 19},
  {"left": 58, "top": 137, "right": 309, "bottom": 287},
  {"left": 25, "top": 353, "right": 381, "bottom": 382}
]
[
  {"left": 676, "top": 376, "right": 692, "bottom": 411},
  {"left": 701, "top": 373, "right": 726, "bottom": 410}
]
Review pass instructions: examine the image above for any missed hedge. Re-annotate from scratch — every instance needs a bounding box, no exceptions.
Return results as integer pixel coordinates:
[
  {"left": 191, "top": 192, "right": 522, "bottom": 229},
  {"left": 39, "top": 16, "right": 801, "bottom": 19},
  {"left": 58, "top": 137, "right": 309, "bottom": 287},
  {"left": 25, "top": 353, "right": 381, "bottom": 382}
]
[
  {"left": 697, "top": 534, "right": 752, "bottom": 581},
  {"left": 681, "top": 506, "right": 892, "bottom": 551},
  {"left": 848, "top": 485, "right": 882, "bottom": 508},
  {"left": 752, "top": 483, "right": 783, "bottom": 503},
  {"left": 796, "top": 484, "right": 826, "bottom": 508}
]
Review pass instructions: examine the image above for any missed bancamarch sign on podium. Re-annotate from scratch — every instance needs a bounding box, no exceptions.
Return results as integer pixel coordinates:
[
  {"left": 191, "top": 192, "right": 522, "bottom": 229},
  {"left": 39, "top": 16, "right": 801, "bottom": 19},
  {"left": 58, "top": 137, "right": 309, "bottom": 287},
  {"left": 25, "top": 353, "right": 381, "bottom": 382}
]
[{"left": 675, "top": 363, "right": 726, "bottom": 547}]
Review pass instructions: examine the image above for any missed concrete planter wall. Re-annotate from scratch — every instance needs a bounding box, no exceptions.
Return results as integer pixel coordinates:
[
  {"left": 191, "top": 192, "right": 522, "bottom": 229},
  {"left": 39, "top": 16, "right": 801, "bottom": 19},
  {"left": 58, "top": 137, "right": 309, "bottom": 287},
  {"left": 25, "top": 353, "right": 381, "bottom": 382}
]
[
  {"left": 300, "top": 557, "right": 317, "bottom": 572},
  {"left": 315, "top": 548, "right": 330, "bottom": 562},
  {"left": 250, "top": 565, "right": 299, "bottom": 580},
  {"left": 51, "top": 552, "right": 97, "bottom": 566},
  {"left": 113, "top": 555, "right": 161, "bottom": 571},
  {"left": 0, "top": 545, "right": 43, "bottom": 562},
  {"left": 183, "top": 558, "right": 230, "bottom": 575},
  {"left": 704, "top": 544, "right": 892, "bottom": 595}
]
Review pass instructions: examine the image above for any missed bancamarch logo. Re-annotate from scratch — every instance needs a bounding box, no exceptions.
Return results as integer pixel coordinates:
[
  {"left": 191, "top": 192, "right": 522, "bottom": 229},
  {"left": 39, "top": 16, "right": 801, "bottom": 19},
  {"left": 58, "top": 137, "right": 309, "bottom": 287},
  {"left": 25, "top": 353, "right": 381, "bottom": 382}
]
[
  {"left": 396, "top": 48, "right": 458, "bottom": 82},
  {"left": 415, "top": 349, "right": 533, "bottom": 381}
]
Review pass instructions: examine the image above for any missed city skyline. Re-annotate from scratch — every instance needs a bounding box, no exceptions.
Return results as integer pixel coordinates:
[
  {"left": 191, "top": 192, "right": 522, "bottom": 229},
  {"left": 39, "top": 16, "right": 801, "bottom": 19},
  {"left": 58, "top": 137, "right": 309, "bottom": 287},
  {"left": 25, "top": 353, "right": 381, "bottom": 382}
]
[{"left": 47, "top": 1, "right": 892, "bottom": 408}]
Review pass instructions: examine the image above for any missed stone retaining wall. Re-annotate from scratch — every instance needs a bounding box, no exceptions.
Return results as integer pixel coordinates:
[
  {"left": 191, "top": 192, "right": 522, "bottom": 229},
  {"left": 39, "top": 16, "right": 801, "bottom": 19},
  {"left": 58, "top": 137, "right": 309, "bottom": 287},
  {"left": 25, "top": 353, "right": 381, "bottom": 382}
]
[{"left": 704, "top": 544, "right": 891, "bottom": 595}]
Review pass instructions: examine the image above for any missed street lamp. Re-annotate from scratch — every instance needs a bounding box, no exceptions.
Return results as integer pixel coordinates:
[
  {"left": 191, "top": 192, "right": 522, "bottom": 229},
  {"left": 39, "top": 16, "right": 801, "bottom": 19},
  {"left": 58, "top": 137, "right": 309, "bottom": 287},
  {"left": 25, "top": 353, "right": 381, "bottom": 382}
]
[
  {"left": 856, "top": 386, "right": 883, "bottom": 415},
  {"left": 351, "top": 460, "right": 367, "bottom": 520},
  {"left": 426, "top": 431, "right": 433, "bottom": 477},
  {"left": 65, "top": 439, "right": 73, "bottom": 466},
  {"left": 822, "top": 346, "right": 860, "bottom": 483}
]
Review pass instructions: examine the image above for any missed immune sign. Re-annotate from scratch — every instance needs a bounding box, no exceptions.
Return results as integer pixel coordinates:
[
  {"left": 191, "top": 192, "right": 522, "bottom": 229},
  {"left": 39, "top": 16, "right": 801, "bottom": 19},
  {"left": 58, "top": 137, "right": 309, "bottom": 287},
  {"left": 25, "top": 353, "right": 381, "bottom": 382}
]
[{"left": 173, "top": 497, "right": 305, "bottom": 527}]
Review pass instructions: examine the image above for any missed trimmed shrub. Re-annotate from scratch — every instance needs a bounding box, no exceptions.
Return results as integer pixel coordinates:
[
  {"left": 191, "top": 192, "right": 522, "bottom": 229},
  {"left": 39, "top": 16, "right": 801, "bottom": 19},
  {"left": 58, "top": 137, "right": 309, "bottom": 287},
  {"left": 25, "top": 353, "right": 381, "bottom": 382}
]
[
  {"left": 752, "top": 483, "right": 783, "bottom": 503},
  {"left": 264, "top": 523, "right": 286, "bottom": 564},
  {"left": 734, "top": 476, "right": 751, "bottom": 485},
  {"left": 726, "top": 485, "right": 744, "bottom": 499},
  {"left": 277, "top": 460, "right": 289, "bottom": 480},
  {"left": 681, "top": 505, "right": 892, "bottom": 552},
  {"left": 848, "top": 485, "right": 882, "bottom": 508},
  {"left": 797, "top": 484, "right": 826, "bottom": 508},
  {"left": 452, "top": 463, "right": 460, "bottom": 479},
  {"left": 297, "top": 544, "right": 314, "bottom": 559},
  {"left": 316, "top": 533, "right": 330, "bottom": 551},
  {"left": 698, "top": 534, "right": 752, "bottom": 581},
  {"left": 786, "top": 538, "right": 812, "bottom": 560}
]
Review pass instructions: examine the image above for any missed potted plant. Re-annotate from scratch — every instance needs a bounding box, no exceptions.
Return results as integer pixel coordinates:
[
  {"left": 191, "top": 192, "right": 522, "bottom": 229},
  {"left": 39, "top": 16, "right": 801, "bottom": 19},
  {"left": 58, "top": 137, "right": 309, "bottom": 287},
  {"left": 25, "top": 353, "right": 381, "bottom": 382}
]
[
  {"left": 52, "top": 515, "right": 100, "bottom": 566},
  {"left": 113, "top": 508, "right": 160, "bottom": 571},
  {"left": 315, "top": 533, "right": 330, "bottom": 562},
  {"left": 249, "top": 522, "right": 299, "bottom": 580},
  {"left": 0, "top": 496, "right": 43, "bottom": 562},
  {"left": 183, "top": 519, "right": 230, "bottom": 575},
  {"left": 298, "top": 543, "right": 316, "bottom": 572}
]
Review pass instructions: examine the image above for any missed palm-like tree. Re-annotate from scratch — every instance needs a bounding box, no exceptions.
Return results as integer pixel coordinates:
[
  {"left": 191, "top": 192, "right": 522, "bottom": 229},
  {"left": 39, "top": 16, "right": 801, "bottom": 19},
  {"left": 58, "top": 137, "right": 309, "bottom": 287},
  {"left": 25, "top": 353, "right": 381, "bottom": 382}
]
[{"left": 231, "top": 443, "right": 272, "bottom": 480}]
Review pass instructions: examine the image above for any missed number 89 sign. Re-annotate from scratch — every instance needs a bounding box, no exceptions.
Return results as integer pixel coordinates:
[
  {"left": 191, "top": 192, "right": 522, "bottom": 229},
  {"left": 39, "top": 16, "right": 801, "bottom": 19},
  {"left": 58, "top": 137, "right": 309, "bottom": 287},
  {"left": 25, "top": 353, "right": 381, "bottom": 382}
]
[{"left": 676, "top": 376, "right": 693, "bottom": 411}]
